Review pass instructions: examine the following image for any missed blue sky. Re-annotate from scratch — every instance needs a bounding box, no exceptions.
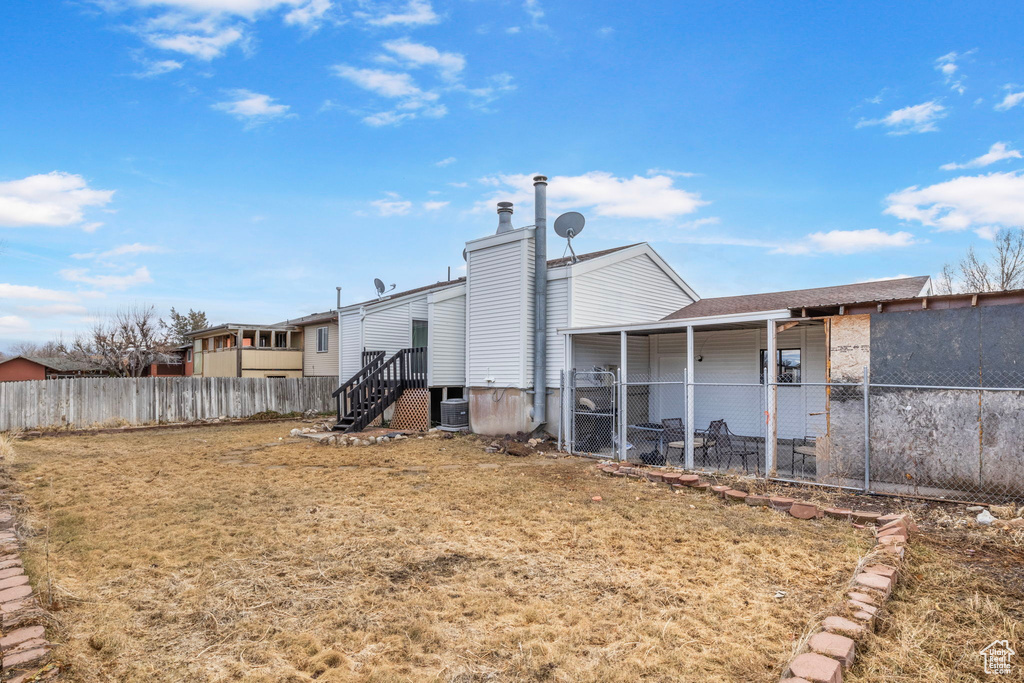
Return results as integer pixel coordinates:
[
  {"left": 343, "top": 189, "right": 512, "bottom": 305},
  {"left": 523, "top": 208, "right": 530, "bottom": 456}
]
[{"left": 2, "top": 0, "right": 1024, "bottom": 346}]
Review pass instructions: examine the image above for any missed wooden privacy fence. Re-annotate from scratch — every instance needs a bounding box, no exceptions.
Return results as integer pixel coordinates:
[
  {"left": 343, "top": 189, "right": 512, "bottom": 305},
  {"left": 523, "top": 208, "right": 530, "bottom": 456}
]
[{"left": 0, "top": 376, "right": 339, "bottom": 431}]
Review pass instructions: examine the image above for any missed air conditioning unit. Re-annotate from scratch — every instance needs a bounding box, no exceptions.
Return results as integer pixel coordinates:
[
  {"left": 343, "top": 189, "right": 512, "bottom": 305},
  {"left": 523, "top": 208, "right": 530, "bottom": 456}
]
[{"left": 440, "top": 398, "right": 469, "bottom": 431}]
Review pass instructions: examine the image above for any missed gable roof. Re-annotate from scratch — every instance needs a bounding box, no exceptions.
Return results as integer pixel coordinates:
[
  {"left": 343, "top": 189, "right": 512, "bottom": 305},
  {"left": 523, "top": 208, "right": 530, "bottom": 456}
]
[
  {"left": 661, "top": 276, "right": 931, "bottom": 321},
  {"left": 0, "top": 355, "right": 104, "bottom": 373},
  {"left": 341, "top": 244, "right": 642, "bottom": 311}
]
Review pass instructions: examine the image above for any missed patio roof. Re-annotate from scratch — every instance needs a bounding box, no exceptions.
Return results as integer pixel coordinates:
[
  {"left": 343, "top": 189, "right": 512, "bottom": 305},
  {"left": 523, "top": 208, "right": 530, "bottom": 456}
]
[{"left": 661, "top": 276, "right": 931, "bottom": 321}]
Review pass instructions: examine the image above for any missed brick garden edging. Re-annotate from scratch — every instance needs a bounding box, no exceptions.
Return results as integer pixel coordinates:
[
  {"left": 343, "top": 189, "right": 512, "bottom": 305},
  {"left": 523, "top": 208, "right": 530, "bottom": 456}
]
[
  {"left": 0, "top": 507, "right": 60, "bottom": 683},
  {"left": 594, "top": 462, "right": 915, "bottom": 683}
]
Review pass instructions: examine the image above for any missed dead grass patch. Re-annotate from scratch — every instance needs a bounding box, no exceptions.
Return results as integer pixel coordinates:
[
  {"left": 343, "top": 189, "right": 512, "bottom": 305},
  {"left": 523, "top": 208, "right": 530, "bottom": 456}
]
[{"left": 12, "top": 424, "right": 872, "bottom": 682}]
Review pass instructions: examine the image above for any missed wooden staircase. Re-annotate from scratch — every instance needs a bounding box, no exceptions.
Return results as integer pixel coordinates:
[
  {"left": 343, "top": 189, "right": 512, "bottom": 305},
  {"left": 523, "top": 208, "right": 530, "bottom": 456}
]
[{"left": 332, "top": 347, "right": 427, "bottom": 433}]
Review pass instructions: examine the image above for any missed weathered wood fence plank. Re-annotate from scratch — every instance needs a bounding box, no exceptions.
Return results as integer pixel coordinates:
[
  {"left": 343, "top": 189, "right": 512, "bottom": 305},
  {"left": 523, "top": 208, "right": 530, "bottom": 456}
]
[{"left": 0, "top": 377, "right": 337, "bottom": 431}]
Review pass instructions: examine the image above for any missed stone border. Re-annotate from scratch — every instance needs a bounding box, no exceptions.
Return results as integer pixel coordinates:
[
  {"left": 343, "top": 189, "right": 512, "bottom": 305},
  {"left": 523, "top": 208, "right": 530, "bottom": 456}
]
[
  {"left": 0, "top": 509, "right": 61, "bottom": 682},
  {"left": 594, "top": 462, "right": 915, "bottom": 683}
]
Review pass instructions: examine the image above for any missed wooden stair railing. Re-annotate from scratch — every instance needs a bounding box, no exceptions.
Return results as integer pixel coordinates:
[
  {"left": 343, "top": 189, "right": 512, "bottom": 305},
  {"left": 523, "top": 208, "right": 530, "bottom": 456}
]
[
  {"left": 332, "top": 347, "right": 427, "bottom": 433},
  {"left": 332, "top": 350, "right": 385, "bottom": 425}
]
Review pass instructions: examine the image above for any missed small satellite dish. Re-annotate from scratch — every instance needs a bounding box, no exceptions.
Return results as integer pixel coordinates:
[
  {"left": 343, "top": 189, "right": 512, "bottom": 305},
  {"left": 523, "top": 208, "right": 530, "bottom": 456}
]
[
  {"left": 554, "top": 212, "right": 586, "bottom": 263},
  {"left": 462, "top": 248, "right": 467, "bottom": 262},
  {"left": 373, "top": 278, "right": 396, "bottom": 300},
  {"left": 554, "top": 212, "right": 585, "bottom": 238}
]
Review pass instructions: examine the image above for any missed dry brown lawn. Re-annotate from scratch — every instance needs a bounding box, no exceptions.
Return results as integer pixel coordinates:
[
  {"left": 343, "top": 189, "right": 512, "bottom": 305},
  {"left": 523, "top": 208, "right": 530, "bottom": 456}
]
[{"left": 9, "top": 423, "right": 874, "bottom": 682}]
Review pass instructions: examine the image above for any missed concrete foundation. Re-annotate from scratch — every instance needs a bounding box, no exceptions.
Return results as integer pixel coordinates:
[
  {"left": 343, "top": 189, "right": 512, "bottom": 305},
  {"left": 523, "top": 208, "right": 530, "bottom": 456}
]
[{"left": 467, "top": 387, "right": 562, "bottom": 436}]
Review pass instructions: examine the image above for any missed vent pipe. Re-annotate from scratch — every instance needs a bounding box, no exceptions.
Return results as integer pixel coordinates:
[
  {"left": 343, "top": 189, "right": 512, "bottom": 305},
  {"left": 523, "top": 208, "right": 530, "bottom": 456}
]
[
  {"left": 532, "top": 175, "right": 548, "bottom": 426},
  {"left": 496, "top": 201, "right": 514, "bottom": 233}
]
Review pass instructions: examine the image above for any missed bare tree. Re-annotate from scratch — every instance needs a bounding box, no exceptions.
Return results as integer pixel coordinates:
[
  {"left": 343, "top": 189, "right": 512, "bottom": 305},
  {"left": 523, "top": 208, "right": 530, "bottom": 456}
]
[
  {"left": 8, "top": 340, "right": 66, "bottom": 358},
  {"left": 938, "top": 228, "right": 1024, "bottom": 294},
  {"left": 64, "top": 305, "right": 174, "bottom": 377}
]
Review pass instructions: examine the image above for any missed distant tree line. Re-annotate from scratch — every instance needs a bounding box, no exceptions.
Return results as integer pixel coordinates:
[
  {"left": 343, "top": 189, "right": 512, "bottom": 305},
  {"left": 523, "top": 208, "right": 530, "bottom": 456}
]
[
  {"left": 936, "top": 227, "right": 1024, "bottom": 295},
  {"left": 1, "top": 306, "right": 208, "bottom": 377}
]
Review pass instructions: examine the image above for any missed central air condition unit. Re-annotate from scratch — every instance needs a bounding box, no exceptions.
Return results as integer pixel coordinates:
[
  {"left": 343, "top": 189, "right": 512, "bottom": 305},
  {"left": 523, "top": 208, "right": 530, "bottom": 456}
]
[{"left": 440, "top": 398, "right": 469, "bottom": 431}]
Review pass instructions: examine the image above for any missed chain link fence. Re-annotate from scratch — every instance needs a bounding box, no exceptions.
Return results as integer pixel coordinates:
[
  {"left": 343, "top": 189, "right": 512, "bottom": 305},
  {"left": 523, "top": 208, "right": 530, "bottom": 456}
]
[{"left": 562, "top": 366, "right": 1024, "bottom": 505}]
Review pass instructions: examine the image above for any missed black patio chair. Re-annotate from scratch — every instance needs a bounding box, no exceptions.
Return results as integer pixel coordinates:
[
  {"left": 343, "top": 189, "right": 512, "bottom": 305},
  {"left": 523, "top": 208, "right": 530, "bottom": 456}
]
[
  {"left": 701, "top": 419, "right": 759, "bottom": 474},
  {"left": 662, "top": 418, "right": 687, "bottom": 465}
]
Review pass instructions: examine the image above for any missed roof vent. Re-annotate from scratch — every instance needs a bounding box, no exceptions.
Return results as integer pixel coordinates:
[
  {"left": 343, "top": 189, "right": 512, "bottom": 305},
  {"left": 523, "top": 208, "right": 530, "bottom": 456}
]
[{"left": 496, "top": 202, "right": 514, "bottom": 234}]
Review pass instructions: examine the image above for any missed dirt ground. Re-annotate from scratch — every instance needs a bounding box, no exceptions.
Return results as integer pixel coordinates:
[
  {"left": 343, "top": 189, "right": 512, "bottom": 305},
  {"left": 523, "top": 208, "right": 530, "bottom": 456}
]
[{"left": 4, "top": 422, "right": 879, "bottom": 683}]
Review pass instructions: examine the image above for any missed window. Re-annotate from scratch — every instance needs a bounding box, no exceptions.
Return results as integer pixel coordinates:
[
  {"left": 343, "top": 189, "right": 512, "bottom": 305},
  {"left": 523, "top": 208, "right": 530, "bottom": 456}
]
[
  {"left": 186, "top": 348, "right": 192, "bottom": 362},
  {"left": 215, "top": 337, "right": 224, "bottom": 350},
  {"left": 316, "top": 326, "right": 329, "bottom": 353},
  {"left": 275, "top": 332, "right": 287, "bottom": 348},
  {"left": 760, "top": 348, "right": 801, "bottom": 384},
  {"left": 412, "top": 319, "right": 428, "bottom": 348}
]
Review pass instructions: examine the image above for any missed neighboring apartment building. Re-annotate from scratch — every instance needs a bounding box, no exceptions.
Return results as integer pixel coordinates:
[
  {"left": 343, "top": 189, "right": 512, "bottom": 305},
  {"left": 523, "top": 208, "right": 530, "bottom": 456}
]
[{"left": 187, "top": 323, "right": 305, "bottom": 378}]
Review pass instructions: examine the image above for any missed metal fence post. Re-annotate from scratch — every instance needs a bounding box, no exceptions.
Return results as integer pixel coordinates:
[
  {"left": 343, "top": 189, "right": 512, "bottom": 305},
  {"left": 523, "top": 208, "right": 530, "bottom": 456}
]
[
  {"left": 863, "top": 365, "right": 870, "bottom": 493},
  {"left": 616, "top": 367, "right": 625, "bottom": 462},
  {"left": 557, "top": 370, "right": 564, "bottom": 452}
]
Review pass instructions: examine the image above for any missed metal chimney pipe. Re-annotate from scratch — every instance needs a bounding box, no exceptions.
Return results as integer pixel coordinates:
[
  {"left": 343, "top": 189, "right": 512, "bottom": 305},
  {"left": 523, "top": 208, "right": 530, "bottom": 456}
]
[
  {"left": 336, "top": 286, "right": 342, "bottom": 309},
  {"left": 532, "top": 175, "right": 548, "bottom": 426},
  {"left": 496, "top": 201, "right": 514, "bottom": 233}
]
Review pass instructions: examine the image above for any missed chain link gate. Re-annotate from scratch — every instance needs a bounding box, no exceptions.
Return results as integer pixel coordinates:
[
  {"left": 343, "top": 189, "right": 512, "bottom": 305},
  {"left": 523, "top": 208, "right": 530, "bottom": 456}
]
[{"left": 561, "top": 369, "right": 617, "bottom": 459}]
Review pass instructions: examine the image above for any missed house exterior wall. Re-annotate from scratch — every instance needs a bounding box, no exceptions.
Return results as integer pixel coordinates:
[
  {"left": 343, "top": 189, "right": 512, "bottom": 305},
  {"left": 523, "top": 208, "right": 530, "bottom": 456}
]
[
  {"left": 339, "top": 310, "right": 362, "bottom": 380},
  {"left": 465, "top": 229, "right": 533, "bottom": 388},
  {"left": 545, "top": 276, "right": 569, "bottom": 386},
  {"left": 427, "top": 286, "right": 466, "bottom": 387},
  {"left": 303, "top": 321, "right": 339, "bottom": 377},
  {"left": 571, "top": 252, "right": 695, "bottom": 327},
  {"left": 0, "top": 358, "right": 46, "bottom": 382}
]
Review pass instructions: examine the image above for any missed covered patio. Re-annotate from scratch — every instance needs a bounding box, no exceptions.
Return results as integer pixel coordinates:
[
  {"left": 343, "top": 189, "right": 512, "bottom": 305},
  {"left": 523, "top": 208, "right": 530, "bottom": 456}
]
[{"left": 559, "top": 310, "right": 837, "bottom": 481}]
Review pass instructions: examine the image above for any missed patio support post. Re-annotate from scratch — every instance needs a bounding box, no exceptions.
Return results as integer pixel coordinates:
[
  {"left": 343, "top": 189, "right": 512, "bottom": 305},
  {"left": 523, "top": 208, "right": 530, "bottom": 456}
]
[
  {"left": 619, "top": 331, "right": 628, "bottom": 462},
  {"left": 685, "top": 326, "right": 695, "bottom": 469},
  {"left": 765, "top": 319, "right": 778, "bottom": 476},
  {"left": 286, "top": 330, "right": 292, "bottom": 349},
  {"left": 863, "top": 365, "right": 870, "bottom": 492}
]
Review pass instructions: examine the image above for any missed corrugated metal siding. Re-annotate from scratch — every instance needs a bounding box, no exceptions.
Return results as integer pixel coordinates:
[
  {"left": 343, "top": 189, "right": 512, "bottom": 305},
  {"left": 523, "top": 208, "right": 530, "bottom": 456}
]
[
  {"left": 303, "top": 322, "right": 339, "bottom": 376},
  {"left": 466, "top": 238, "right": 529, "bottom": 386},
  {"left": 364, "top": 302, "right": 411, "bottom": 358},
  {"left": 571, "top": 253, "right": 694, "bottom": 327},
  {"left": 545, "top": 278, "right": 569, "bottom": 385},
  {"left": 429, "top": 291, "right": 466, "bottom": 386},
  {"left": 340, "top": 311, "right": 362, "bottom": 379}
]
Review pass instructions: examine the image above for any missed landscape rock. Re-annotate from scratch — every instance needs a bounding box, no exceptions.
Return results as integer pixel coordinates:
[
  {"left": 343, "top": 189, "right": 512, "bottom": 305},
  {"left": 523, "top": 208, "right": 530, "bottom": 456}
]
[
  {"left": 788, "top": 652, "right": 843, "bottom": 683},
  {"left": 822, "top": 615, "right": 867, "bottom": 639},
  {"left": 977, "top": 510, "right": 996, "bottom": 525},
  {"left": 789, "top": 502, "right": 820, "bottom": 520},
  {"left": 808, "top": 631, "right": 856, "bottom": 668}
]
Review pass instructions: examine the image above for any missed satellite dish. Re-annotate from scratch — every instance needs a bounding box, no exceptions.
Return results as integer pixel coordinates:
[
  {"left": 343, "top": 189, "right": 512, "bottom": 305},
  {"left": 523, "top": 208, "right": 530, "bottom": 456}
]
[
  {"left": 554, "top": 212, "right": 585, "bottom": 238},
  {"left": 462, "top": 248, "right": 467, "bottom": 262},
  {"left": 373, "top": 278, "right": 396, "bottom": 300}
]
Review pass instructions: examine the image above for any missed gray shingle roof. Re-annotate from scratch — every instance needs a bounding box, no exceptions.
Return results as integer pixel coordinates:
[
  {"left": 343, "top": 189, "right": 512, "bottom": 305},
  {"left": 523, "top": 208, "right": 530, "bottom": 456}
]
[
  {"left": 0, "top": 356, "right": 104, "bottom": 373},
  {"left": 662, "top": 276, "right": 931, "bottom": 321}
]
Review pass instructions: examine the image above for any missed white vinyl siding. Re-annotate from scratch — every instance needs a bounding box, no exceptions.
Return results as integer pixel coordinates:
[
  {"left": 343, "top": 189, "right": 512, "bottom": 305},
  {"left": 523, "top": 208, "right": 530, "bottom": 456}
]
[
  {"left": 572, "top": 335, "right": 650, "bottom": 377},
  {"left": 304, "top": 322, "right": 339, "bottom": 377},
  {"left": 410, "top": 297, "right": 428, "bottom": 320},
  {"left": 571, "top": 253, "right": 694, "bottom": 327},
  {"left": 364, "top": 302, "right": 412, "bottom": 358},
  {"left": 545, "top": 277, "right": 569, "bottom": 386},
  {"left": 428, "top": 288, "right": 466, "bottom": 386},
  {"left": 339, "top": 311, "right": 362, "bottom": 379},
  {"left": 466, "top": 233, "right": 532, "bottom": 387}
]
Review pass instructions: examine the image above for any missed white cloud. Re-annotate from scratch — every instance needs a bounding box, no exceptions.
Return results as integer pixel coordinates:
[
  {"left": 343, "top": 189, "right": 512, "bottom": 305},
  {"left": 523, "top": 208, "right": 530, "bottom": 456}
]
[
  {"left": 0, "top": 316, "right": 30, "bottom": 335},
  {"left": 381, "top": 38, "right": 465, "bottom": 81},
  {"left": 466, "top": 73, "right": 516, "bottom": 108},
  {"left": 505, "top": 26, "right": 521, "bottom": 34},
  {"left": 435, "top": 157, "right": 457, "bottom": 167},
  {"left": 934, "top": 50, "right": 972, "bottom": 94},
  {"left": 0, "top": 283, "right": 96, "bottom": 303},
  {"left": 362, "top": 0, "right": 439, "bottom": 26},
  {"left": 856, "top": 100, "right": 947, "bottom": 135},
  {"left": 212, "top": 89, "right": 293, "bottom": 126},
  {"left": 522, "top": 0, "right": 546, "bottom": 28},
  {"left": 940, "top": 142, "right": 1022, "bottom": 170},
  {"left": 597, "top": 26, "right": 614, "bottom": 37},
  {"left": 793, "top": 229, "right": 918, "bottom": 255},
  {"left": 884, "top": 171, "right": 1024, "bottom": 232},
  {"left": 146, "top": 21, "right": 245, "bottom": 60},
  {"left": 994, "top": 88, "right": 1024, "bottom": 112},
  {"left": 16, "top": 304, "right": 89, "bottom": 318},
  {"left": 333, "top": 66, "right": 428, "bottom": 99},
  {"left": 646, "top": 168, "right": 699, "bottom": 178},
  {"left": 71, "top": 243, "right": 167, "bottom": 260},
  {"left": 859, "top": 274, "right": 915, "bottom": 283},
  {"left": 423, "top": 201, "right": 449, "bottom": 210},
  {"left": 477, "top": 171, "right": 708, "bottom": 220},
  {"left": 60, "top": 266, "right": 153, "bottom": 290},
  {"left": 371, "top": 199, "right": 413, "bottom": 216},
  {"left": 283, "top": 0, "right": 331, "bottom": 27},
  {"left": 135, "top": 59, "right": 184, "bottom": 77},
  {"left": 0, "top": 172, "right": 114, "bottom": 228}
]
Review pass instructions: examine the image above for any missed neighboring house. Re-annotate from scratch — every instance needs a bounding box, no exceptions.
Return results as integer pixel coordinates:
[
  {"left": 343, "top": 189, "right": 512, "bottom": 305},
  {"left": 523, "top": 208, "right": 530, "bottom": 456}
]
[
  {"left": 289, "top": 311, "right": 339, "bottom": 378},
  {"left": 0, "top": 356, "right": 106, "bottom": 382},
  {"left": 187, "top": 323, "right": 304, "bottom": 378}
]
